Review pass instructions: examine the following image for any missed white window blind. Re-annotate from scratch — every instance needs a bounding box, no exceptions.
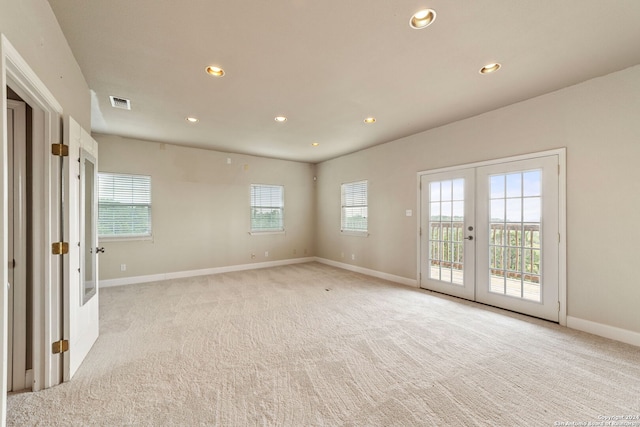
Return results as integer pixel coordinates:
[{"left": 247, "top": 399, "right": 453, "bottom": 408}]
[
  {"left": 98, "top": 173, "right": 152, "bottom": 238},
  {"left": 341, "top": 180, "right": 368, "bottom": 233},
  {"left": 250, "top": 184, "right": 284, "bottom": 232}
]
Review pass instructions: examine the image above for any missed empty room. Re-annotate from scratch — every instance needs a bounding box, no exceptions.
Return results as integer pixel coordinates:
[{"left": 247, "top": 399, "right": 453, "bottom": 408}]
[{"left": 1, "top": 1, "right": 640, "bottom": 425}]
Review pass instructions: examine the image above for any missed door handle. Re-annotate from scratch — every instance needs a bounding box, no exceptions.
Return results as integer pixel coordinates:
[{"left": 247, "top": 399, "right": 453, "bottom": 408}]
[
  {"left": 464, "top": 236, "right": 474, "bottom": 241},
  {"left": 96, "top": 247, "right": 105, "bottom": 254}
]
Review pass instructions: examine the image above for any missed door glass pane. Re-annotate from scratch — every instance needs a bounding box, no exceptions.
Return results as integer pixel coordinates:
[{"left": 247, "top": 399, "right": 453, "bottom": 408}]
[
  {"left": 523, "top": 198, "right": 541, "bottom": 222},
  {"left": 506, "top": 173, "right": 522, "bottom": 197},
  {"left": 441, "top": 202, "right": 452, "bottom": 219},
  {"left": 430, "top": 182, "right": 440, "bottom": 202},
  {"left": 488, "top": 169, "right": 542, "bottom": 302},
  {"left": 441, "top": 180, "right": 452, "bottom": 201},
  {"left": 506, "top": 199, "right": 522, "bottom": 222},
  {"left": 428, "top": 179, "right": 465, "bottom": 286},
  {"left": 491, "top": 199, "right": 505, "bottom": 221},
  {"left": 523, "top": 171, "right": 541, "bottom": 196},
  {"left": 452, "top": 179, "right": 464, "bottom": 200},
  {"left": 490, "top": 175, "right": 505, "bottom": 198}
]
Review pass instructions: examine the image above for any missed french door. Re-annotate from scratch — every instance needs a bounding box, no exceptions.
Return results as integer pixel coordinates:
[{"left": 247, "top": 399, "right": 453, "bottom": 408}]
[{"left": 420, "top": 154, "right": 561, "bottom": 322}]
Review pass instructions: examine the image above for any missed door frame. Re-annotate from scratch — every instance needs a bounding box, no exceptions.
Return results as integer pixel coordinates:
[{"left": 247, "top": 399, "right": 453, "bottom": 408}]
[
  {"left": 2, "top": 33, "right": 64, "bottom": 409},
  {"left": 7, "top": 99, "right": 28, "bottom": 392},
  {"left": 416, "top": 148, "right": 567, "bottom": 325}
]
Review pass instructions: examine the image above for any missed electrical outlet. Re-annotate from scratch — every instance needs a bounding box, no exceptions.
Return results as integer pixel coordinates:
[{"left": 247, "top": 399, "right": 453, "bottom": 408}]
[
  {"left": 265, "top": 251, "right": 269, "bottom": 257},
  {"left": 251, "top": 253, "right": 256, "bottom": 259},
  {"left": 351, "top": 254, "right": 355, "bottom": 260},
  {"left": 120, "top": 264, "right": 126, "bottom": 271}
]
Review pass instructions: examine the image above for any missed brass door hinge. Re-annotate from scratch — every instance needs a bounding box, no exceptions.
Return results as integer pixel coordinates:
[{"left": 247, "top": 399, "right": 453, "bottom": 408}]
[
  {"left": 52, "top": 339, "right": 69, "bottom": 354},
  {"left": 51, "top": 143, "right": 69, "bottom": 157},
  {"left": 52, "top": 242, "right": 69, "bottom": 255}
]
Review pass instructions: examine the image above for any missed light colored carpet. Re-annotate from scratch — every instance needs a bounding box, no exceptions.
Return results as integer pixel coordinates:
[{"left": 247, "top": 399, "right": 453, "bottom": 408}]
[{"left": 7, "top": 262, "right": 640, "bottom": 426}]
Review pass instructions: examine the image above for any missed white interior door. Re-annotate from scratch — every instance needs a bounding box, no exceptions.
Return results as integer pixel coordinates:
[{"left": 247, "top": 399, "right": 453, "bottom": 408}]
[
  {"left": 64, "top": 117, "right": 100, "bottom": 380},
  {"left": 420, "top": 154, "right": 561, "bottom": 322},
  {"left": 420, "top": 169, "right": 475, "bottom": 300}
]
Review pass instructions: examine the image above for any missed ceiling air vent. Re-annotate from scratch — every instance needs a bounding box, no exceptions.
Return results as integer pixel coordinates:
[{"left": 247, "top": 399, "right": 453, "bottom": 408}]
[{"left": 109, "top": 96, "right": 131, "bottom": 110}]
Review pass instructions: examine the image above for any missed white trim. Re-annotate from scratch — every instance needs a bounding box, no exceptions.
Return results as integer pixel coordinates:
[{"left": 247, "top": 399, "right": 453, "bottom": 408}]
[
  {"left": 100, "top": 257, "right": 316, "bottom": 288},
  {"left": 567, "top": 316, "right": 640, "bottom": 348},
  {"left": 3, "top": 36, "right": 62, "bottom": 113},
  {"left": 248, "top": 231, "right": 285, "bottom": 236},
  {"left": 315, "top": 257, "right": 418, "bottom": 288},
  {"left": 339, "top": 230, "right": 369, "bottom": 237},
  {"left": 557, "top": 149, "right": 567, "bottom": 326},
  {"left": 1, "top": 39, "right": 8, "bottom": 421}
]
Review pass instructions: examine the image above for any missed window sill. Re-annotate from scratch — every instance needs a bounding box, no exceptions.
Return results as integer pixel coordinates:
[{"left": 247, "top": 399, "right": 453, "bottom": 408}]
[
  {"left": 340, "top": 230, "right": 369, "bottom": 237},
  {"left": 99, "top": 235, "right": 154, "bottom": 243},
  {"left": 249, "top": 230, "right": 286, "bottom": 236}
]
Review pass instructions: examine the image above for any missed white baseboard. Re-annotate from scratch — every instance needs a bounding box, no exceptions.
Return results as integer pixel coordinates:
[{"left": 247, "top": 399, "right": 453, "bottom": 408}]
[
  {"left": 314, "top": 257, "right": 418, "bottom": 288},
  {"left": 567, "top": 316, "right": 640, "bottom": 348},
  {"left": 99, "top": 257, "right": 316, "bottom": 288}
]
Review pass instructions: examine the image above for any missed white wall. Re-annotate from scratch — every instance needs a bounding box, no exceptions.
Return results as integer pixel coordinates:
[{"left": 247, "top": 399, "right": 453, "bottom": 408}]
[
  {"left": 0, "top": 0, "right": 90, "bottom": 127},
  {"left": 96, "top": 135, "right": 316, "bottom": 281},
  {"left": 316, "top": 64, "right": 640, "bottom": 335}
]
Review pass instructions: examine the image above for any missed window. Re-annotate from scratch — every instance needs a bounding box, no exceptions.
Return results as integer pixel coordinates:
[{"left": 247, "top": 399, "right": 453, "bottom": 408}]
[
  {"left": 341, "top": 180, "right": 368, "bottom": 234},
  {"left": 98, "top": 173, "right": 152, "bottom": 239},
  {"left": 250, "top": 184, "right": 284, "bottom": 232}
]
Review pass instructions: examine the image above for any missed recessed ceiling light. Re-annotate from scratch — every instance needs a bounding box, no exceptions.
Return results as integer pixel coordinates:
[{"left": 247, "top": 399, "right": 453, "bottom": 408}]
[
  {"left": 410, "top": 9, "right": 436, "bottom": 29},
  {"left": 185, "top": 117, "right": 199, "bottom": 123},
  {"left": 205, "top": 66, "right": 225, "bottom": 77},
  {"left": 274, "top": 116, "right": 287, "bottom": 122},
  {"left": 364, "top": 117, "right": 376, "bottom": 124},
  {"left": 480, "top": 63, "right": 501, "bottom": 74},
  {"left": 311, "top": 142, "right": 320, "bottom": 147}
]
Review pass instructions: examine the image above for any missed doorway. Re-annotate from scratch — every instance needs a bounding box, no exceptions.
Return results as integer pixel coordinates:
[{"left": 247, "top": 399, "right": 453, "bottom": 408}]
[
  {"left": 419, "top": 150, "right": 566, "bottom": 323},
  {"left": 6, "top": 96, "right": 31, "bottom": 392}
]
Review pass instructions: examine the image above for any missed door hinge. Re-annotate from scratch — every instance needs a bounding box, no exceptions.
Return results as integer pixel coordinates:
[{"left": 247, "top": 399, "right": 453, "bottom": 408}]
[
  {"left": 52, "top": 242, "right": 69, "bottom": 255},
  {"left": 52, "top": 339, "right": 69, "bottom": 354},
  {"left": 558, "top": 301, "right": 561, "bottom": 312},
  {"left": 51, "top": 143, "right": 69, "bottom": 157},
  {"left": 420, "top": 227, "right": 422, "bottom": 236}
]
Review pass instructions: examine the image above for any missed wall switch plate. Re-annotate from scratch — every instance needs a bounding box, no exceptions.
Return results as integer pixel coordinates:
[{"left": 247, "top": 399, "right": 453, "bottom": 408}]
[
  {"left": 406, "top": 210, "right": 413, "bottom": 217},
  {"left": 265, "top": 251, "right": 269, "bottom": 257},
  {"left": 120, "top": 264, "right": 126, "bottom": 271}
]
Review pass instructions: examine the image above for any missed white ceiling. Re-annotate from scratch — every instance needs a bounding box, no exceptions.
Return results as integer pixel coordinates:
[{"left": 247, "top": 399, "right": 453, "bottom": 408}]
[{"left": 47, "top": 0, "right": 640, "bottom": 163}]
